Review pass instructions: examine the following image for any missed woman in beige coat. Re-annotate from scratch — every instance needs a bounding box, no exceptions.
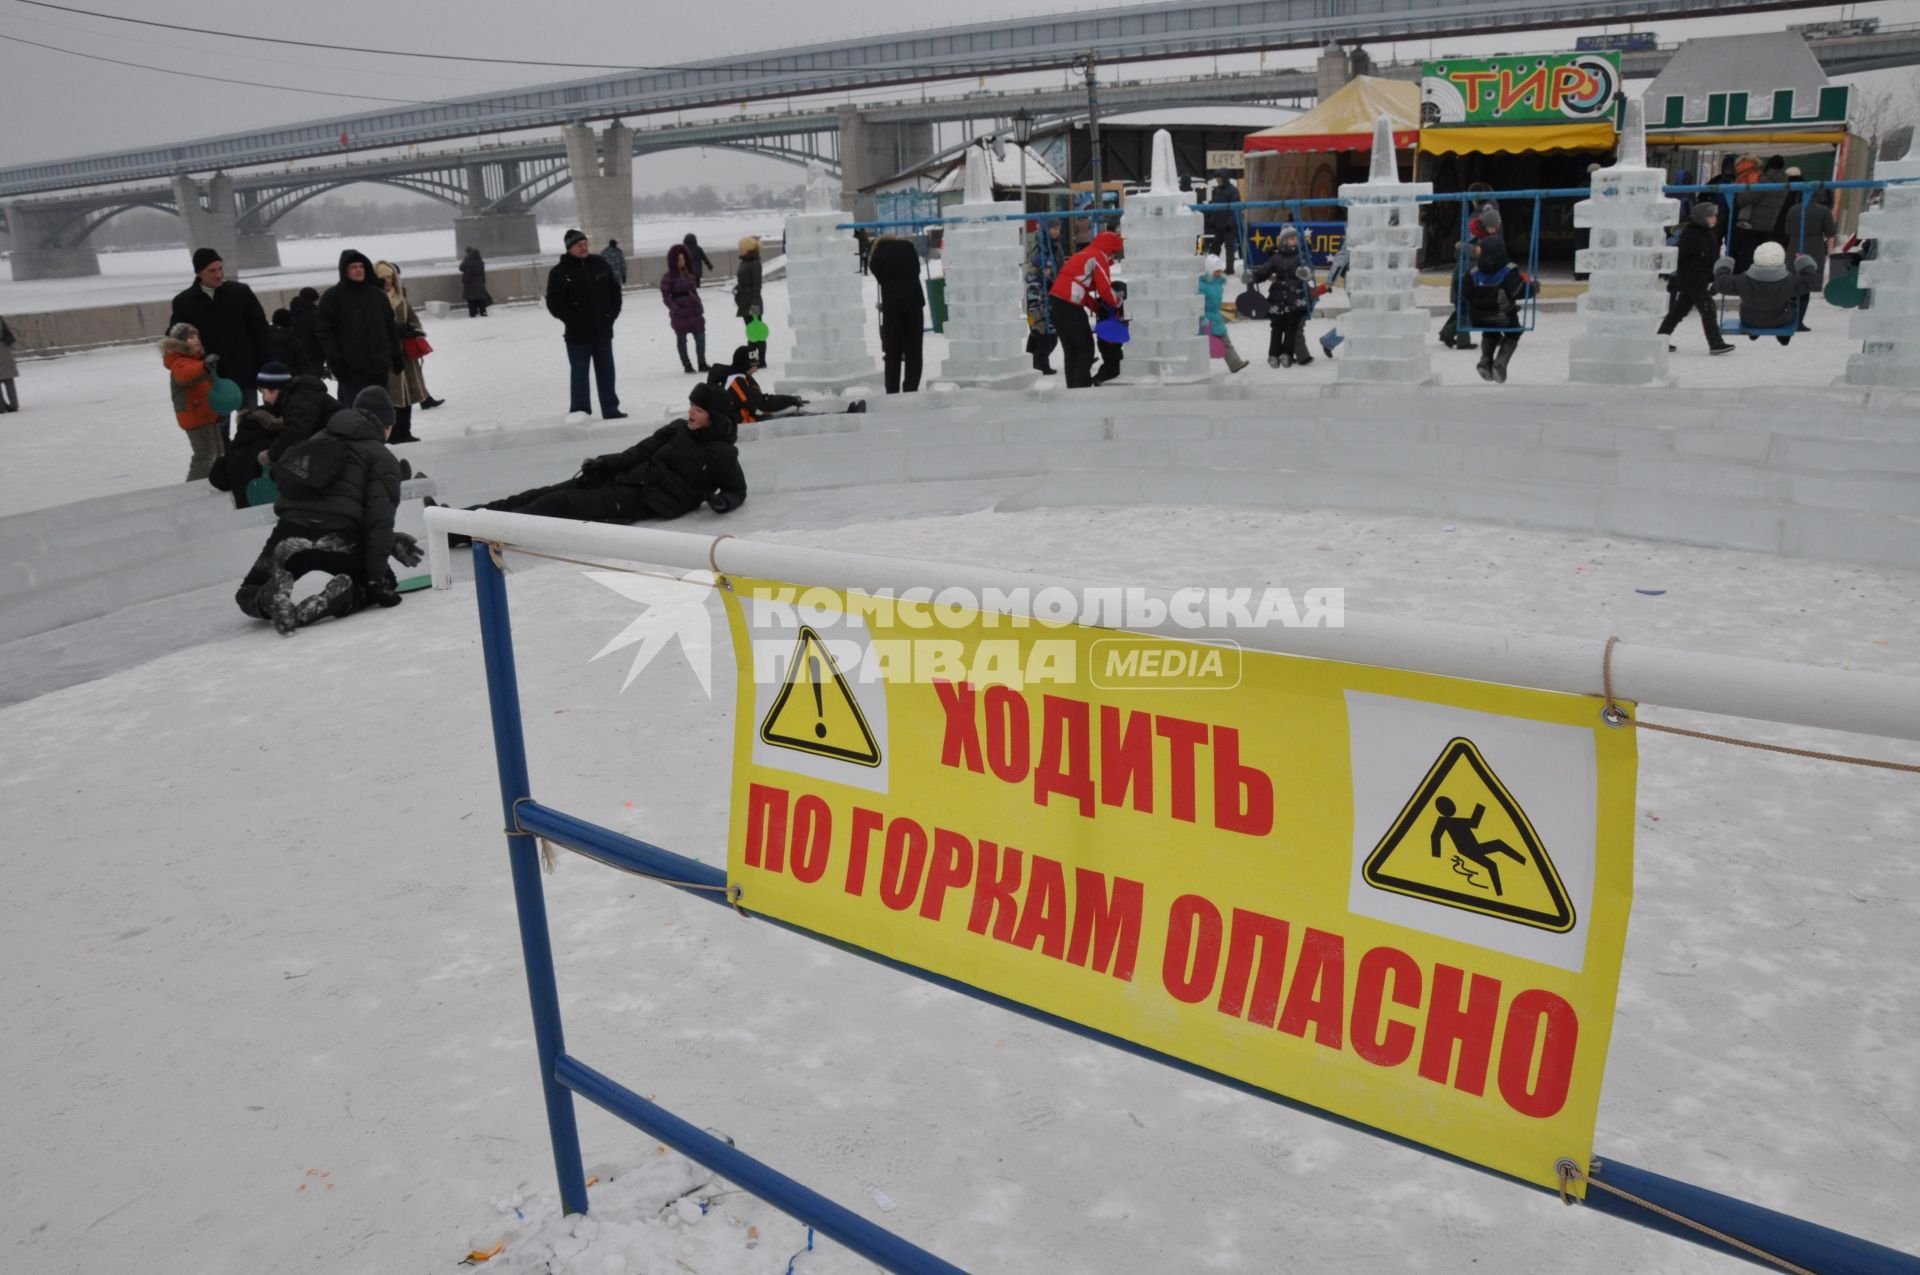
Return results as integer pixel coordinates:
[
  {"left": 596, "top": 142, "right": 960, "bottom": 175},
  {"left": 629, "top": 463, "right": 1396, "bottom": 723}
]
[{"left": 373, "top": 260, "right": 442, "bottom": 442}]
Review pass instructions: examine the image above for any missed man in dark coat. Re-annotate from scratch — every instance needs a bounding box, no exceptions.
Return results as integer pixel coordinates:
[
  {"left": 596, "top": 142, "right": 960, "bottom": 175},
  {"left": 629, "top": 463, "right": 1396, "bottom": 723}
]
[
  {"left": 315, "top": 249, "right": 402, "bottom": 410},
  {"left": 167, "top": 247, "right": 270, "bottom": 446},
  {"left": 216, "top": 359, "right": 343, "bottom": 508},
  {"left": 602, "top": 238, "right": 628, "bottom": 284},
  {"left": 235, "top": 386, "right": 413, "bottom": 634},
  {"left": 460, "top": 248, "right": 491, "bottom": 318},
  {"left": 288, "top": 287, "right": 326, "bottom": 376},
  {"left": 867, "top": 234, "right": 925, "bottom": 394},
  {"left": 1658, "top": 201, "right": 1733, "bottom": 355},
  {"left": 466, "top": 382, "right": 745, "bottom": 527},
  {"left": 1205, "top": 170, "right": 1242, "bottom": 275},
  {"left": 546, "top": 228, "right": 625, "bottom": 419}
]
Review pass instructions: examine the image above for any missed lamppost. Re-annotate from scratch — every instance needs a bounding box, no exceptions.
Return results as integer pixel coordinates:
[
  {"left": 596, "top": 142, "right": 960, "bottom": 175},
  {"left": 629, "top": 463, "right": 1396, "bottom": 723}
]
[{"left": 1012, "top": 107, "right": 1035, "bottom": 260}]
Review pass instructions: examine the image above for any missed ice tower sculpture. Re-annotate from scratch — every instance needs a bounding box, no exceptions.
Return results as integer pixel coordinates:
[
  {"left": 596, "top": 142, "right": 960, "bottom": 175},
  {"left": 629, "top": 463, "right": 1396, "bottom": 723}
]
[
  {"left": 1843, "top": 157, "right": 1920, "bottom": 389},
  {"left": 777, "top": 162, "right": 881, "bottom": 393},
  {"left": 935, "top": 145, "right": 1037, "bottom": 387},
  {"left": 1569, "top": 99, "right": 1677, "bottom": 386},
  {"left": 1335, "top": 118, "right": 1434, "bottom": 385},
  {"left": 1109, "top": 130, "right": 1211, "bottom": 381}
]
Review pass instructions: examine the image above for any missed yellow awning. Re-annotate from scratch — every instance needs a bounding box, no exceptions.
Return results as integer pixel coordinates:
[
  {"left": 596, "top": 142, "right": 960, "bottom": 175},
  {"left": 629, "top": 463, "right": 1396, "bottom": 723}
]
[
  {"left": 1419, "top": 122, "right": 1617, "bottom": 155},
  {"left": 1646, "top": 130, "right": 1846, "bottom": 147}
]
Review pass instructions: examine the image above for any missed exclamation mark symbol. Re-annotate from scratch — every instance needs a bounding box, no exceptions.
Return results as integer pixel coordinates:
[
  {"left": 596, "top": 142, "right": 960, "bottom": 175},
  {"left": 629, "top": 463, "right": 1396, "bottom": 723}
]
[{"left": 808, "top": 654, "right": 827, "bottom": 738}]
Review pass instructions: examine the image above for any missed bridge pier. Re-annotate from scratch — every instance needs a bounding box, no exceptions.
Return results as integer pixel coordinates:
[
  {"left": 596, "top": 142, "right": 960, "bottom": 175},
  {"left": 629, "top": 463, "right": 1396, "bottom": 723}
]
[
  {"left": 836, "top": 106, "right": 935, "bottom": 211},
  {"left": 172, "top": 174, "right": 278, "bottom": 274},
  {"left": 3, "top": 203, "right": 100, "bottom": 280},
  {"left": 454, "top": 160, "right": 542, "bottom": 259},
  {"left": 562, "top": 123, "right": 634, "bottom": 259}
]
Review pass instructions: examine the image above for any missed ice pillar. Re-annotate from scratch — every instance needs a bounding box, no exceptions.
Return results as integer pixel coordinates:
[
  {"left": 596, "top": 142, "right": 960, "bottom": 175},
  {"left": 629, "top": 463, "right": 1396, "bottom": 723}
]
[
  {"left": 1335, "top": 118, "right": 1434, "bottom": 385},
  {"left": 1115, "top": 129, "right": 1211, "bottom": 381},
  {"left": 937, "top": 145, "right": 1035, "bottom": 387},
  {"left": 777, "top": 164, "right": 881, "bottom": 393},
  {"left": 1569, "top": 99, "right": 1677, "bottom": 386},
  {"left": 1843, "top": 157, "right": 1920, "bottom": 389}
]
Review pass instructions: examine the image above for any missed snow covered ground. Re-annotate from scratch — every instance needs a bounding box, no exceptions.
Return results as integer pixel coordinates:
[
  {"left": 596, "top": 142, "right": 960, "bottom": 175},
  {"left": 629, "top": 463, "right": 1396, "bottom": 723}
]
[
  {"left": 1, "top": 243, "right": 1917, "bottom": 1273},
  {"left": 0, "top": 212, "right": 789, "bottom": 314}
]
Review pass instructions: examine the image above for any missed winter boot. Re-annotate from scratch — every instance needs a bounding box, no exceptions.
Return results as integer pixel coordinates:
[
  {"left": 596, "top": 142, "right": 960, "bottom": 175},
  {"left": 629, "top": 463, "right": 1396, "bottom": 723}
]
[
  {"left": 388, "top": 406, "right": 418, "bottom": 443},
  {"left": 1225, "top": 350, "right": 1249, "bottom": 374},
  {"left": 293, "top": 574, "right": 357, "bottom": 628},
  {"left": 697, "top": 359, "right": 710, "bottom": 372},
  {"left": 420, "top": 396, "right": 445, "bottom": 410},
  {"left": 1491, "top": 338, "right": 1518, "bottom": 385},
  {"left": 1319, "top": 331, "right": 1342, "bottom": 358},
  {"left": 1475, "top": 355, "right": 1496, "bottom": 383},
  {"left": 680, "top": 357, "right": 696, "bottom": 374},
  {"left": 845, "top": 400, "right": 867, "bottom": 413}
]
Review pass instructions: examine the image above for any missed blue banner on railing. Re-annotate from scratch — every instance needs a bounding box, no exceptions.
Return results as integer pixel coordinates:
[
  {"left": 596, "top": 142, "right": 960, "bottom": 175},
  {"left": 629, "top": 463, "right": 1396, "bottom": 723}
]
[{"left": 1247, "top": 222, "right": 1346, "bottom": 268}]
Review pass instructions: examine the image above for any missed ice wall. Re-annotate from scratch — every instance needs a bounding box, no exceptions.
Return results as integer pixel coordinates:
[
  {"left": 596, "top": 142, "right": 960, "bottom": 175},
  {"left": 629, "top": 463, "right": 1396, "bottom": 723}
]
[
  {"left": 1335, "top": 118, "right": 1434, "bottom": 385},
  {"left": 1114, "top": 129, "right": 1211, "bottom": 381},
  {"left": 937, "top": 146, "right": 1037, "bottom": 387},
  {"left": 1843, "top": 156, "right": 1920, "bottom": 389},
  {"left": 1569, "top": 99, "right": 1678, "bottom": 386}
]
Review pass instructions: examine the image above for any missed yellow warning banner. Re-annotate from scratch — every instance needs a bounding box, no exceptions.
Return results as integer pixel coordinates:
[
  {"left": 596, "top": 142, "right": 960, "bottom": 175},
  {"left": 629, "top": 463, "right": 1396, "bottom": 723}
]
[{"left": 721, "top": 579, "right": 1637, "bottom": 1192}]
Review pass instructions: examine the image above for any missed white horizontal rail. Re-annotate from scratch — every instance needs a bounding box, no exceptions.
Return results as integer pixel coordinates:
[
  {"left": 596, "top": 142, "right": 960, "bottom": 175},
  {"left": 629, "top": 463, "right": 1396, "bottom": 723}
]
[{"left": 424, "top": 508, "right": 1920, "bottom": 745}]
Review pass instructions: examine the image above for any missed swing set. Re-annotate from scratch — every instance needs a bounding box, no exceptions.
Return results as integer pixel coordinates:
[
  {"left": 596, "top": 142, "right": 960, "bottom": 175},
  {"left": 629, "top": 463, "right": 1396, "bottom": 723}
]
[
  {"left": 1715, "top": 192, "right": 1815, "bottom": 340},
  {"left": 1451, "top": 192, "right": 1545, "bottom": 337}
]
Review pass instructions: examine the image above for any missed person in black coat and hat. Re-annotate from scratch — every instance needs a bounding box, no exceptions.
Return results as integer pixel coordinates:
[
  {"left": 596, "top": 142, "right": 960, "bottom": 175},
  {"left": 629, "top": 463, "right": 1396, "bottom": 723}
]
[
  {"left": 1205, "top": 170, "right": 1242, "bottom": 275},
  {"left": 683, "top": 233, "right": 715, "bottom": 286},
  {"left": 288, "top": 287, "right": 327, "bottom": 377},
  {"left": 867, "top": 234, "right": 925, "bottom": 394},
  {"left": 167, "top": 247, "right": 270, "bottom": 447},
  {"left": 315, "top": 249, "right": 403, "bottom": 411},
  {"left": 1658, "top": 201, "right": 1734, "bottom": 355},
  {"left": 546, "top": 228, "right": 626, "bottom": 419},
  {"left": 463, "top": 383, "right": 745, "bottom": 528},
  {"left": 460, "top": 248, "right": 492, "bottom": 318}
]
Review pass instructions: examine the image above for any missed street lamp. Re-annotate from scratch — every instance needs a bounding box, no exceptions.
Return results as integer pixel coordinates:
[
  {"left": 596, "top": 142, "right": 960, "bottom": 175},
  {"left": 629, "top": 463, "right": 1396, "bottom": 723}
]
[{"left": 1012, "top": 107, "right": 1035, "bottom": 258}]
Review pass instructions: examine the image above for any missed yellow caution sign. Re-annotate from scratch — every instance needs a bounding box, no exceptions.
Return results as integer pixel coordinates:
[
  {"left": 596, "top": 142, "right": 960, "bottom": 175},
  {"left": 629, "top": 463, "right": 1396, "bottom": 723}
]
[
  {"left": 759, "top": 626, "right": 881, "bottom": 767},
  {"left": 1362, "top": 737, "right": 1574, "bottom": 932}
]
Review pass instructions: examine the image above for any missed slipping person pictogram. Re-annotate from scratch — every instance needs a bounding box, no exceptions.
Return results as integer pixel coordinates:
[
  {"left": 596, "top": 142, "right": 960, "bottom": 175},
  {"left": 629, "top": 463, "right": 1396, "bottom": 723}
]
[{"left": 1429, "top": 795, "right": 1526, "bottom": 896}]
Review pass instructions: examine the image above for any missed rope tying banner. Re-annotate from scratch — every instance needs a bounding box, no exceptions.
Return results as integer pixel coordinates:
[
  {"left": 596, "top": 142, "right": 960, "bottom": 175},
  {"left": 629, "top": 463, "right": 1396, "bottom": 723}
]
[{"left": 1602, "top": 637, "right": 1920, "bottom": 774}]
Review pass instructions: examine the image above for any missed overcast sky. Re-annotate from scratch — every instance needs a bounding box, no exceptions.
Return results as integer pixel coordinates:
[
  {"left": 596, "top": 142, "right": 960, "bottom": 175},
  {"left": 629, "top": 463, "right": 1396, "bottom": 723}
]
[{"left": 2, "top": 0, "right": 1915, "bottom": 188}]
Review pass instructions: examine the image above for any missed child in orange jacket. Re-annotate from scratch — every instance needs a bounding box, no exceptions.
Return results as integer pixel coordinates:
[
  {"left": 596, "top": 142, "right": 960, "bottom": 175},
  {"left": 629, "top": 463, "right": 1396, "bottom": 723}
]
[{"left": 161, "top": 322, "right": 224, "bottom": 483}]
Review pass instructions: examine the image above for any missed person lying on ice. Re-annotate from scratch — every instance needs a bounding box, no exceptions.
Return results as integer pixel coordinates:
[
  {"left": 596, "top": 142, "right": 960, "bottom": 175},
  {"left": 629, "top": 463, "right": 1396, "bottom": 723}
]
[
  {"left": 460, "top": 382, "right": 747, "bottom": 532},
  {"left": 235, "top": 386, "right": 421, "bottom": 635},
  {"left": 707, "top": 346, "right": 867, "bottom": 419}
]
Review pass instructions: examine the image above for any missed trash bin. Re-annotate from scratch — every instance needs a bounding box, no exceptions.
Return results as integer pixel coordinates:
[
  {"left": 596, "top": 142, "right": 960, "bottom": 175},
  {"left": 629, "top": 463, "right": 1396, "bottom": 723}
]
[{"left": 928, "top": 275, "right": 948, "bottom": 333}]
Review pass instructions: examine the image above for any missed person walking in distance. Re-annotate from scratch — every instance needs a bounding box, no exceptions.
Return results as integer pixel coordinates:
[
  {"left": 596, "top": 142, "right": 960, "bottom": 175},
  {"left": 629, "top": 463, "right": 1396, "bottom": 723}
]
[
  {"left": 546, "top": 228, "right": 626, "bottom": 419},
  {"left": 1047, "top": 229, "right": 1124, "bottom": 389},
  {"left": 315, "top": 248, "right": 403, "bottom": 411},
  {"left": 1, "top": 313, "right": 23, "bottom": 412},
  {"left": 602, "top": 238, "right": 628, "bottom": 285},
  {"left": 682, "top": 233, "right": 714, "bottom": 286},
  {"left": 734, "top": 236, "right": 765, "bottom": 366},
  {"left": 867, "top": 233, "right": 925, "bottom": 394},
  {"left": 1205, "top": 169, "right": 1242, "bottom": 274},
  {"left": 167, "top": 246, "right": 270, "bottom": 449}
]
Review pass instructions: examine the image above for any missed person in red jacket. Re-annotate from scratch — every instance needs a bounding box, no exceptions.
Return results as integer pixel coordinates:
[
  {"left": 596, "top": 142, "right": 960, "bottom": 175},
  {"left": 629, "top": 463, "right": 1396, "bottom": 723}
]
[{"left": 1048, "top": 229, "right": 1124, "bottom": 388}]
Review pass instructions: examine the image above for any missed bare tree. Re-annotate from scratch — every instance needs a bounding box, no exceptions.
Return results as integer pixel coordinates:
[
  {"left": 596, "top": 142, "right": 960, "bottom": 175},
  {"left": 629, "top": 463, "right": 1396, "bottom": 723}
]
[{"left": 1855, "top": 85, "right": 1910, "bottom": 161}]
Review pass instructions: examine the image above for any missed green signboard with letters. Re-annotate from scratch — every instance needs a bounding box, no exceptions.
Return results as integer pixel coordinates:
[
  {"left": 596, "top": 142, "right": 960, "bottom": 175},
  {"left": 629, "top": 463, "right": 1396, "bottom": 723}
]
[{"left": 1420, "top": 52, "right": 1622, "bottom": 127}]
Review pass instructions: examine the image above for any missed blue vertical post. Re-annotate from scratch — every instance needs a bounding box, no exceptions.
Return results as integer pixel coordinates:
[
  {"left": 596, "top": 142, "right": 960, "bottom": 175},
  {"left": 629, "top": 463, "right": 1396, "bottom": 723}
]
[{"left": 472, "top": 541, "right": 590, "bottom": 1216}]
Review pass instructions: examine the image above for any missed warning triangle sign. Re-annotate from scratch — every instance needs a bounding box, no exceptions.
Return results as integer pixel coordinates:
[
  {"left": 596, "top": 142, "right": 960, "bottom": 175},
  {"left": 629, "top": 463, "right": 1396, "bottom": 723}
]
[
  {"left": 1362, "top": 737, "right": 1574, "bottom": 933},
  {"left": 759, "top": 626, "right": 882, "bottom": 767}
]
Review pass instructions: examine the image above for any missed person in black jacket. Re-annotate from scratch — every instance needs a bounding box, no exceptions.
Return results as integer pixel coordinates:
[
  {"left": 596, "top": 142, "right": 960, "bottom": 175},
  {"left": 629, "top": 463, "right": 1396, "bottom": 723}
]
[
  {"left": 1713, "top": 241, "right": 1819, "bottom": 346},
  {"left": 235, "top": 386, "right": 415, "bottom": 634},
  {"left": 1205, "top": 171, "right": 1242, "bottom": 274},
  {"left": 1658, "top": 201, "right": 1733, "bottom": 355},
  {"left": 288, "top": 287, "right": 326, "bottom": 377},
  {"left": 1249, "top": 226, "right": 1312, "bottom": 368},
  {"left": 547, "top": 228, "right": 626, "bottom": 419},
  {"left": 167, "top": 247, "right": 270, "bottom": 446},
  {"left": 1462, "top": 233, "right": 1534, "bottom": 384},
  {"left": 216, "top": 359, "right": 331, "bottom": 508},
  {"left": 268, "top": 308, "right": 301, "bottom": 373},
  {"left": 683, "top": 233, "right": 715, "bottom": 286},
  {"left": 460, "top": 248, "right": 491, "bottom": 318},
  {"left": 315, "top": 249, "right": 402, "bottom": 411},
  {"left": 467, "top": 382, "right": 745, "bottom": 527},
  {"left": 867, "top": 234, "right": 925, "bottom": 394}
]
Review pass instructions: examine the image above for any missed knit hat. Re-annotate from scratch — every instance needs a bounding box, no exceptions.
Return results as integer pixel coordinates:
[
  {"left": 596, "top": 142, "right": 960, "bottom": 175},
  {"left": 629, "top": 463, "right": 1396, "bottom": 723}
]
[
  {"left": 1753, "top": 241, "right": 1787, "bottom": 268},
  {"left": 1689, "top": 200, "right": 1718, "bottom": 227},
  {"left": 166, "top": 322, "right": 199, "bottom": 342},
  {"left": 563, "top": 229, "right": 588, "bottom": 248},
  {"left": 731, "top": 345, "right": 759, "bottom": 369},
  {"left": 191, "top": 247, "right": 222, "bottom": 273},
  {"left": 1203, "top": 253, "right": 1225, "bottom": 275},
  {"left": 688, "top": 382, "right": 719, "bottom": 414},
  {"left": 256, "top": 361, "right": 294, "bottom": 386},
  {"left": 1475, "top": 205, "right": 1503, "bottom": 233},
  {"left": 353, "top": 385, "right": 396, "bottom": 428},
  {"left": 1785, "top": 166, "right": 1803, "bottom": 178}
]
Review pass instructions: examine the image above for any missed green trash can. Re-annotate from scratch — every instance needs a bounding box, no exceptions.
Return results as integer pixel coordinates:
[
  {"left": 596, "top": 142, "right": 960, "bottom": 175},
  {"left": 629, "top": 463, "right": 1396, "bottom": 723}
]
[{"left": 928, "top": 275, "right": 948, "bottom": 334}]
